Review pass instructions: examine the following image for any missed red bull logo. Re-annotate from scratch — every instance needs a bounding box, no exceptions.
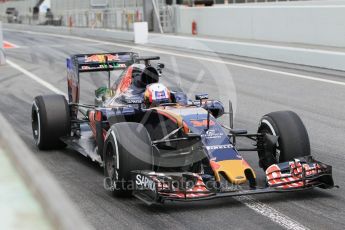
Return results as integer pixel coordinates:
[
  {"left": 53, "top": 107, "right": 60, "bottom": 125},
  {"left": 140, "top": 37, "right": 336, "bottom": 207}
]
[{"left": 85, "top": 54, "right": 120, "bottom": 63}]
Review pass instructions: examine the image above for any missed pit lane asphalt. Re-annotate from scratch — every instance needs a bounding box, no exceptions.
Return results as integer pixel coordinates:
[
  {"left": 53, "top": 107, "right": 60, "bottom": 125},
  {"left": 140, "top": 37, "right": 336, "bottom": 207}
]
[{"left": 1, "top": 29, "right": 345, "bottom": 230}]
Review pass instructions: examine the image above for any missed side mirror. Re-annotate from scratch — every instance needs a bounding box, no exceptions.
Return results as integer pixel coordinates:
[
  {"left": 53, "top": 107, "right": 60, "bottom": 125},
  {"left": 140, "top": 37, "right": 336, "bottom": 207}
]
[
  {"left": 203, "top": 100, "right": 224, "bottom": 118},
  {"left": 157, "top": 63, "right": 165, "bottom": 69},
  {"left": 157, "top": 63, "right": 165, "bottom": 75}
]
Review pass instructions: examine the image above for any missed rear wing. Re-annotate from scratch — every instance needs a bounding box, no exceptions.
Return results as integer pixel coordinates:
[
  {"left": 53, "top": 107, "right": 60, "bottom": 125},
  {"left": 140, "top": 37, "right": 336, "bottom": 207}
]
[
  {"left": 67, "top": 52, "right": 138, "bottom": 117},
  {"left": 67, "top": 52, "right": 138, "bottom": 73}
]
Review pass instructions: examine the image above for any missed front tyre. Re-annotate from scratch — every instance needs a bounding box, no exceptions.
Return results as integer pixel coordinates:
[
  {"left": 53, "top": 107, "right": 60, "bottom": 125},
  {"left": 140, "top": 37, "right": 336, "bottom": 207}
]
[
  {"left": 32, "top": 95, "right": 70, "bottom": 150},
  {"left": 103, "top": 122, "right": 153, "bottom": 196},
  {"left": 257, "top": 111, "right": 311, "bottom": 170}
]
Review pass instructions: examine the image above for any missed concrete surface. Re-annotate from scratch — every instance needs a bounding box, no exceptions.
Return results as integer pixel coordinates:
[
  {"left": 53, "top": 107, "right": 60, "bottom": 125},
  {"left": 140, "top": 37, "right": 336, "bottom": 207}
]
[{"left": 0, "top": 27, "right": 344, "bottom": 230}]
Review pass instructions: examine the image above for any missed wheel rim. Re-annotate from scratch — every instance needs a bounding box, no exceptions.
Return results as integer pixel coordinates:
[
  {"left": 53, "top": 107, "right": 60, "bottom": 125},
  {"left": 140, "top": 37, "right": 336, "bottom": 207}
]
[
  {"left": 32, "top": 107, "right": 41, "bottom": 145},
  {"left": 105, "top": 145, "right": 117, "bottom": 184},
  {"left": 260, "top": 126, "right": 280, "bottom": 163}
]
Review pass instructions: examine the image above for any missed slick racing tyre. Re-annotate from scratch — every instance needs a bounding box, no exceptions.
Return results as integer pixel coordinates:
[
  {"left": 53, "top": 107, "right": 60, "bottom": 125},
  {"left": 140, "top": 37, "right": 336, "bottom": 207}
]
[
  {"left": 103, "top": 122, "right": 153, "bottom": 196},
  {"left": 32, "top": 95, "right": 70, "bottom": 150},
  {"left": 257, "top": 111, "right": 311, "bottom": 170}
]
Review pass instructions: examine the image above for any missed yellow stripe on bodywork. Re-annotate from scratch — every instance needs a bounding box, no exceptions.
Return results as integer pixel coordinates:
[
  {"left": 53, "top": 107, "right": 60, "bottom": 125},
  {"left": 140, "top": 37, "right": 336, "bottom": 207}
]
[{"left": 214, "top": 160, "right": 256, "bottom": 184}]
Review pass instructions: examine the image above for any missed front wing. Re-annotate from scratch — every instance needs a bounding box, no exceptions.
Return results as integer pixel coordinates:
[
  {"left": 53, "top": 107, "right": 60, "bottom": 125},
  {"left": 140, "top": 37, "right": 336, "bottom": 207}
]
[{"left": 131, "top": 156, "right": 334, "bottom": 205}]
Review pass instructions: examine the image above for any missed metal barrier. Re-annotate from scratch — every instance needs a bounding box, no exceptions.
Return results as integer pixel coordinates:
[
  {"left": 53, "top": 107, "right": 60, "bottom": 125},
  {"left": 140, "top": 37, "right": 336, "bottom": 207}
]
[
  {"left": 1, "top": 8, "right": 144, "bottom": 31},
  {"left": 0, "top": 0, "right": 145, "bottom": 30},
  {"left": 58, "top": 8, "right": 144, "bottom": 30},
  {"left": 65, "top": 9, "right": 142, "bottom": 30}
]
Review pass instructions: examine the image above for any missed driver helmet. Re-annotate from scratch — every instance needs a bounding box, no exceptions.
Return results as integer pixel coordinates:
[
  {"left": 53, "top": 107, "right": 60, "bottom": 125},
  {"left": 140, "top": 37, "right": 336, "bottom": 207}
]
[{"left": 144, "top": 83, "right": 171, "bottom": 107}]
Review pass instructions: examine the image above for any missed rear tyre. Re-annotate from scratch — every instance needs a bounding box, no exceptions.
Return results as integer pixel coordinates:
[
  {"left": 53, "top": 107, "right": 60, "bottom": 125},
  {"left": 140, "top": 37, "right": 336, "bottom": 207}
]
[
  {"left": 257, "top": 111, "right": 310, "bottom": 170},
  {"left": 103, "top": 122, "right": 153, "bottom": 196},
  {"left": 31, "top": 95, "right": 70, "bottom": 150}
]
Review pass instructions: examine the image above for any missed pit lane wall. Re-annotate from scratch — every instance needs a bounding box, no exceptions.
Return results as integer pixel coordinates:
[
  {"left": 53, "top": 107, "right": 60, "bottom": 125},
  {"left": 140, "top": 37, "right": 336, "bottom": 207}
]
[
  {"left": 175, "top": 0, "right": 345, "bottom": 48},
  {"left": 164, "top": 0, "right": 345, "bottom": 71},
  {"left": 0, "top": 113, "right": 93, "bottom": 230}
]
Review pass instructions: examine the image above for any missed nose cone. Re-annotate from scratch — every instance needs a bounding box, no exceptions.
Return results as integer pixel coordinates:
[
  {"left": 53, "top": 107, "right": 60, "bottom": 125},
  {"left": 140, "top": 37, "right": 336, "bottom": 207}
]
[{"left": 212, "top": 159, "right": 256, "bottom": 184}]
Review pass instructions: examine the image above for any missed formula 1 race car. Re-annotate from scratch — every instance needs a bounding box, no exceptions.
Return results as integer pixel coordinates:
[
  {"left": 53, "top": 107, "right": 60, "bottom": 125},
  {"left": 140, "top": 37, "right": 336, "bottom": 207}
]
[{"left": 31, "top": 52, "right": 335, "bottom": 204}]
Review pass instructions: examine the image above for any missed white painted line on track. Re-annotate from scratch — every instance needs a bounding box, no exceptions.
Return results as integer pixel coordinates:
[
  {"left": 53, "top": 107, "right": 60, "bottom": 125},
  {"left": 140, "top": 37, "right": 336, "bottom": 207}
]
[
  {"left": 4, "top": 30, "right": 310, "bottom": 230},
  {"left": 235, "top": 196, "right": 309, "bottom": 230},
  {"left": 6, "top": 59, "right": 65, "bottom": 96},
  {"left": 5, "top": 28, "right": 345, "bottom": 87}
]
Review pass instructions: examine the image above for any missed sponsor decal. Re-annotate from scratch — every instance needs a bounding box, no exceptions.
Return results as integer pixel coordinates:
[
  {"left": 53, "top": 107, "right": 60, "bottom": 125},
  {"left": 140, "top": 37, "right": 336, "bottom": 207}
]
[
  {"left": 85, "top": 54, "right": 120, "bottom": 63},
  {"left": 125, "top": 98, "right": 143, "bottom": 104},
  {"left": 190, "top": 120, "right": 215, "bottom": 127},
  {"left": 201, "top": 129, "right": 223, "bottom": 139},
  {"left": 136, "top": 174, "right": 156, "bottom": 192},
  {"left": 118, "top": 64, "right": 127, "bottom": 68},
  {"left": 195, "top": 93, "right": 209, "bottom": 100},
  {"left": 206, "top": 144, "right": 233, "bottom": 151},
  {"left": 81, "top": 63, "right": 127, "bottom": 71},
  {"left": 81, "top": 66, "right": 91, "bottom": 70}
]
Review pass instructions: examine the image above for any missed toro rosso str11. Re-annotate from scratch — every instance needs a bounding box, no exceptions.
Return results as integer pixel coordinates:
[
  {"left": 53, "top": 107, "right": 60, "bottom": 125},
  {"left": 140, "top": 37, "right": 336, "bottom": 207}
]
[{"left": 31, "top": 52, "right": 335, "bottom": 204}]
